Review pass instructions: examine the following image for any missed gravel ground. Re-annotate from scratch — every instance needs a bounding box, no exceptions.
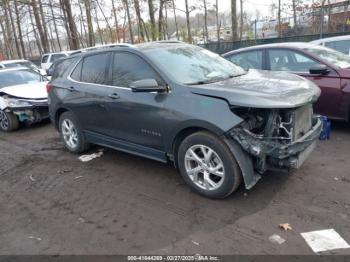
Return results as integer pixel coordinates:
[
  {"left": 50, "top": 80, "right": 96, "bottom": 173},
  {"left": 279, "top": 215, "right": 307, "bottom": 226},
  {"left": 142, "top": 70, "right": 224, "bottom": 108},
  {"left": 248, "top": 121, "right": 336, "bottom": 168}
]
[{"left": 0, "top": 120, "right": 349, "bottom": 255}]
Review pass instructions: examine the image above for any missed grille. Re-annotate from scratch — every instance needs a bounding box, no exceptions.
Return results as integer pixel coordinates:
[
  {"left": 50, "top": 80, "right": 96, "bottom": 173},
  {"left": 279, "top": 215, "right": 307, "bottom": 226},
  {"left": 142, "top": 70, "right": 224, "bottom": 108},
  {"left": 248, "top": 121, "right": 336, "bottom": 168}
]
[{"left": 293, "top": 104, "right": 312, "bottom": 141}]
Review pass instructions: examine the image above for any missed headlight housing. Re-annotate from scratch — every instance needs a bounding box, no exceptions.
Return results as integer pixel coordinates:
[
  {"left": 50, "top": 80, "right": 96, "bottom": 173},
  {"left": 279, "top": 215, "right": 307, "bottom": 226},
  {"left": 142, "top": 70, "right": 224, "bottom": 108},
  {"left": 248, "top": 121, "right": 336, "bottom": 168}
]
[{"left": 5, "top": 98, "right": 32, "bottom": 108}]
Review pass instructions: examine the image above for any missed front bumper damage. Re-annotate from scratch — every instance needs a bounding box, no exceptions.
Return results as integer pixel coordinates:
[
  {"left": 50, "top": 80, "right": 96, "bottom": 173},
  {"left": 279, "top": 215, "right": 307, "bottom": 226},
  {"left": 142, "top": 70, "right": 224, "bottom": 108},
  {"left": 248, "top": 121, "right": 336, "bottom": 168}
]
[
  {"left": 224, "top": 105, "right": 322, "bottom": 189},
  {"left": 228, "top": 117, "right": 322, "bottom": 172},
  {"left": 5, "top": 99, "right": 49, "bottom": 124}
]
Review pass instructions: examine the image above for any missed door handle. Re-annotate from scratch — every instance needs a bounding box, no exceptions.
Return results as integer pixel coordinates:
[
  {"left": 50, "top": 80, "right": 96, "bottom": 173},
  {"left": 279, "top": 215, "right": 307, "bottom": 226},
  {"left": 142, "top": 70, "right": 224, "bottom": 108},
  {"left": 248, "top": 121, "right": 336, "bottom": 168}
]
[
  {"left": 68, "top": 86, "right": 75, "bottom": 92},
  {"left": 108, "top": 93, "right": 120, "bottom": 99}
]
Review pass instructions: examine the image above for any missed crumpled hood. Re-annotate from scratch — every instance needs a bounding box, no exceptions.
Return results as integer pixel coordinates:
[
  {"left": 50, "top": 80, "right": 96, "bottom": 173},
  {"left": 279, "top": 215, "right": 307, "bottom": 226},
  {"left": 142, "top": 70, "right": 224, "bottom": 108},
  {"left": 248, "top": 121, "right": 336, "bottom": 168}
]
[
  {"left": 190, "top": 70, "right": 321, "bottom": 108},
  {"left": 0, "top": 82, "right": 48, "bottom": 99}
]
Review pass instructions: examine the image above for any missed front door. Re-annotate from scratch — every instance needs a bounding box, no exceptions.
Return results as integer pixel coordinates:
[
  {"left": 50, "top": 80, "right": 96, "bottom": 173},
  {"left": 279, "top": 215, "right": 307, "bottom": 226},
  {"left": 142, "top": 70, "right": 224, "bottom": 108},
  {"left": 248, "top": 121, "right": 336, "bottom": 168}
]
[{"left": 104, "top": 51, "right": 168, "bottom": 152}]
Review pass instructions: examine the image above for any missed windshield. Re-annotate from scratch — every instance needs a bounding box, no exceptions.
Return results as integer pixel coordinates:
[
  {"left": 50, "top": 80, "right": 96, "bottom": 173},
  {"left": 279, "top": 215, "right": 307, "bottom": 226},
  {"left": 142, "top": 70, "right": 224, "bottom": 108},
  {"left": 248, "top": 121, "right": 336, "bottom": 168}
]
[
  {"left": 305, "top": 45, "right": 350, "bottom": 68},
  {"left": 0, "top": 70, "right": 42, "bottom": 88},
  {"left": 144, "top": 44, "right": 246, "bottom": 85}
]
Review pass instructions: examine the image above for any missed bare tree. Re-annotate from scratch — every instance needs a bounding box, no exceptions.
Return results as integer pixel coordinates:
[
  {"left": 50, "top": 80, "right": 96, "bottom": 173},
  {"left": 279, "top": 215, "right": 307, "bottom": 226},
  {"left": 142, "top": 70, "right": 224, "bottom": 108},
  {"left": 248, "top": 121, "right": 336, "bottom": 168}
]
[
  {"left": 171, "top": 0, "right": 179, "bottom": 40},
  {"left": 31, "top": 0, "right": 50, "bottom": 52},
  {"left": 96, "top": 0, "right": 114, "bottom": 42},
  {"left": 38, "top": 0, "right": 50, "bottom": 50},
  {"left": 148, "top": 0, "right": 157, "bottom": 40},
  {"left": 123, "top": 0, "right": 134, "bottom": 43},
  {"left": 61, "top": 0, "right": 80, "bottom": 49},
  {"left": 111, "top": 0, "right": 120, "bottom": 42},
  {"left": 240, "top": 0, "right": 243, "bottom": 40},
  {"left": 49, "top": 0, "right": 62, "bottom": 51},
  {"left": 292, "top": 0, "right": 297, "bottom": 29},
  {"left": 327, "top": 0, "right": 331, "bottom": 32},
  {"left": 29, "top": 4, "right": 43, "bottom": 55},
  {"left": 83, "top": 0, "right": 95, "bottom": 46},
  {"left": 158, "top": 0, "right": 164, "bottom": 40},
  {"left": 7, "top": 1, "right": 22, "bottom": 58},
  {"left": 203, "top": 0, "right": 208, "bottom": 42},
  {"left": 231, "top": 0, "right": 237, "bottom": 41},
  {"left": 278, "top": 0, "right": 281, "bottom": 37},
  {"left": 185, "top": 0, "right": 192, "bottom": 43},
  {"left": 14, "top": 0, "right": 26, "bottom": 58},
  {"left": 215, "top": 0, "right": 219, "bottom": 41},
  {"left": 134, "top": 0, "right": 145, "bottom": 41}
]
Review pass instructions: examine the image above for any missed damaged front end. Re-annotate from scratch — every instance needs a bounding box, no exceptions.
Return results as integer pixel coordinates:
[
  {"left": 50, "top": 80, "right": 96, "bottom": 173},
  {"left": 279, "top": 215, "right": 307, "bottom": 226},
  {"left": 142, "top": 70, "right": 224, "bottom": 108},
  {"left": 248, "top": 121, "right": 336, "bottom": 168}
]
[
  {"left": 1, "top": 95, "right": 49, "bottom": 124},
  {"left": 227, "top": 104, "right": 322, "bottom": 175}
]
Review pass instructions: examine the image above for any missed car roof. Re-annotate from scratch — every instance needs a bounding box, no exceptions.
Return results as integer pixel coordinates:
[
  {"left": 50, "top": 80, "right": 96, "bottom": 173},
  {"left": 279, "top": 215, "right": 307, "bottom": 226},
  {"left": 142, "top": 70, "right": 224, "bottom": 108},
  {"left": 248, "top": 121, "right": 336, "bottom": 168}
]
[
  {"left": 42, "top": 52, "right": 70, "bottom": 57},
  {"left": 136, "top": 41, "right": 191, "bottom": 51},
  {"left": 223, "top": 42, "right": 318, "bottom": 56},
  {"left": 0, "top": 59, "right": 30, "bottom": 64},
  {"left": 311, "top": 35, "right": 350, "bottom": 44}
]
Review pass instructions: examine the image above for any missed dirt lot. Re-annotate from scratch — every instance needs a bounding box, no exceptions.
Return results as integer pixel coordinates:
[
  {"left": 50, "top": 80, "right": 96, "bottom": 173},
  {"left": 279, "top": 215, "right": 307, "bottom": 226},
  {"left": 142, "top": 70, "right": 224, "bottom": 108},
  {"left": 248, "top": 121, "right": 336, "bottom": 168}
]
[{"left": 0, "top": 121, "right": 349, "bottom": 255}]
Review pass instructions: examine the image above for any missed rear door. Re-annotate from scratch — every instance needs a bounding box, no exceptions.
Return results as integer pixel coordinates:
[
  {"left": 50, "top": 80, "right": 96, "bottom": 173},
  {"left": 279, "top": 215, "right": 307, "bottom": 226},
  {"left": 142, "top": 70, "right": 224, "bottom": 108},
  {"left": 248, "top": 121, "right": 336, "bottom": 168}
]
[
  {"left": 66, "top": 52, "right": 113, "bottom": 134},
  {"left": 267, "top": 48, "right": 342, "bottom": 118}
]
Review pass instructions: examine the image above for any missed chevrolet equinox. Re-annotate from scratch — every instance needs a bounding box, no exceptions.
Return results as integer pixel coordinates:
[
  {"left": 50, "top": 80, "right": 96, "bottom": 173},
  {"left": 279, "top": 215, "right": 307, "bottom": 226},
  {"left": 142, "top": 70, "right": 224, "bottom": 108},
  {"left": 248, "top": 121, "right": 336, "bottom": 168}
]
[{"left": 48, "top": 42, "right": 322, "bottom": 198}]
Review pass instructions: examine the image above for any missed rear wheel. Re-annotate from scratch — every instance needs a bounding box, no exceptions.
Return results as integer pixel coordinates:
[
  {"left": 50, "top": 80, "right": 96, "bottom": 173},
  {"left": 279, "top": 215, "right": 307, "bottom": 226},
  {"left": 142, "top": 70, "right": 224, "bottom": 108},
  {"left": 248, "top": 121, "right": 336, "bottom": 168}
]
[
  {"left": 59, "top": 111, "right": 89, "bottom": 153},
  {"left": 177, "top": 131, "right": 242, "bottom": 199},
  {"left": 0, "top": 110, "right": 19, "bottom": 132}
]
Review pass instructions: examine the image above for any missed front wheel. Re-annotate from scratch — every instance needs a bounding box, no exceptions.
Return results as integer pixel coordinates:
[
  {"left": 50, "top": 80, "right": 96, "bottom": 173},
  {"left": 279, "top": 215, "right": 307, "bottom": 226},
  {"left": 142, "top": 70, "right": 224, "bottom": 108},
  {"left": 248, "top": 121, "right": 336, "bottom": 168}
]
[
  {"left": 0, "top": 110, "right": 19, "bottom": 132},
  {"left": 177, "top": 131, "right": 242, "bottom": 199}
]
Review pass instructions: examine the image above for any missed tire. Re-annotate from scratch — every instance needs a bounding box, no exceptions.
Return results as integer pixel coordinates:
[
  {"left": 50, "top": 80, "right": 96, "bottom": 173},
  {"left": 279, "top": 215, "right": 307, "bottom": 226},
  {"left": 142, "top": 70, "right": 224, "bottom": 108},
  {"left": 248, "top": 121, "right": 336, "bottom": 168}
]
[
  {"left": 177, "top": 131, "right": 242, "bottom": 199},
  {"left": 0, "top": 110, "right": 19, "bottom": 132},
  {"left": 59, "top": 111, "right": 89, "bottom": 153}
]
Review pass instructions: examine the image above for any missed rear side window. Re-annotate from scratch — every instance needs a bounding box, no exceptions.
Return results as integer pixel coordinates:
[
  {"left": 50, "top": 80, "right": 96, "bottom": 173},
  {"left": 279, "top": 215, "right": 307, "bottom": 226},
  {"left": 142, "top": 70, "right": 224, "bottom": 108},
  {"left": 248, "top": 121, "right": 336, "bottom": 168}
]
[
  {"left": 42, "top": 55, "right": 49, "bottom": 63},
  {"left": 52, "top": 57, "right": 78, "bottom": 80},
  {"left": 112, "top": 52, "right": 162, "bottom": 87},
  {"left": 229, "top": 50, "right": 263, "bottom": 70},
  {"left": 51, "top": 54, "right": 67, "bottom": 63},
  {"left": 81, "top": 53, "right": 110, "bottom": 85},
  {"left": 325, "top": 40, "right": 350, "bottom": 55},
  {"left": 71, "top": 61, "right": 82, "bottom": 81}
]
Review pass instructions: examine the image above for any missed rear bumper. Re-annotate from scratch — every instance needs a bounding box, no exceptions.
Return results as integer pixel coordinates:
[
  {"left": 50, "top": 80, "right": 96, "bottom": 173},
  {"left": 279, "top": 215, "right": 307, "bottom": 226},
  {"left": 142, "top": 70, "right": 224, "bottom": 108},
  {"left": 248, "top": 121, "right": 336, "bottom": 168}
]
[{"left": 227, "top": 117, "right": 322, "bottom": 173}]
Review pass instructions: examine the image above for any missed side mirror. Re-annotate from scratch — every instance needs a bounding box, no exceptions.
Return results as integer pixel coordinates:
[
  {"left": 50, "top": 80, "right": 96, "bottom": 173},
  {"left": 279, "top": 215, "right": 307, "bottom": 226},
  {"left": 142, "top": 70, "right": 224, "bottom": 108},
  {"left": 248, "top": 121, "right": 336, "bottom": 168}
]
[
  {"left": 309, "top": 65, "right": 330, "bottom": 75},
  {"left": 130, "top": 79, "right": 166, "bottom": 93},
  {"left": 46, "top": 68, "right": 53, "bottom": 77}
]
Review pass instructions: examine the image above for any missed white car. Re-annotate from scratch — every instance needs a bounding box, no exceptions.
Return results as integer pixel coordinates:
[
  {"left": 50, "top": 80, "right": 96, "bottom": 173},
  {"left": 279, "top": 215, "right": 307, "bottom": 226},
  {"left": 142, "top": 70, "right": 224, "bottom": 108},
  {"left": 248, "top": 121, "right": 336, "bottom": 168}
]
[
  {"left": 311, "top": 35, "right": 350, "bottom": 55},
  {"left": 0, "top": 59, "right": 46, "bottom": 76},
  {"left": 0, "top": 68, "right": 49, "bottom": 132},
  {"left": 41, "top": 51, "right": 71, "bottom": 70}
]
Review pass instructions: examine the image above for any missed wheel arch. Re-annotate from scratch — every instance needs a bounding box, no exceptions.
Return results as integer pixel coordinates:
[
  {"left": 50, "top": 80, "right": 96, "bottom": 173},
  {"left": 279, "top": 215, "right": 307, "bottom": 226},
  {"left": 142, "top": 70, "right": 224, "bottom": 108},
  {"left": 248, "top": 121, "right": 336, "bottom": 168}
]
[
  {"left": 54, "top": 107, "right": 69, "bottom": 129},
  {"left": 169, "top": 121, "right": 226, "bottom": 168}
]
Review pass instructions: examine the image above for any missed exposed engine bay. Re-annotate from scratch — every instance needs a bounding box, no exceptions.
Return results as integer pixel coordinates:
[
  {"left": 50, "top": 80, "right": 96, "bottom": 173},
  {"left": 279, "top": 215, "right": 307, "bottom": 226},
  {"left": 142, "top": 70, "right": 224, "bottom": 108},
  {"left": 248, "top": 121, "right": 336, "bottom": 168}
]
[{"left": 228, "top": 104, "right": 322, "bottom": 173}]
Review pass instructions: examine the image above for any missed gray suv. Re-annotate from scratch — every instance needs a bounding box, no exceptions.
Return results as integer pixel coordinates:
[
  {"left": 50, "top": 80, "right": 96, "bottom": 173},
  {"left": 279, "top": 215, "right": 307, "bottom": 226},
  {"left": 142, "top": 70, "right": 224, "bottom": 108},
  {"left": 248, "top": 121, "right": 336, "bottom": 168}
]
[{"left": 48, "top": 42, "right": 322, "bottom": 198}]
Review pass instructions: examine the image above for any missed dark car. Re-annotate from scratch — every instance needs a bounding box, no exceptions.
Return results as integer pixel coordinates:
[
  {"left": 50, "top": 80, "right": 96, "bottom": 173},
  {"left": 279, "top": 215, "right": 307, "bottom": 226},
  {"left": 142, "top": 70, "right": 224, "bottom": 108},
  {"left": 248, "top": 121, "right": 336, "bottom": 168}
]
[
  {"left": 48, "top": 42, "right": 322, "bottom": 198},
  {"left": 223, "top": 42, "right": 350, "bottom": 122}
]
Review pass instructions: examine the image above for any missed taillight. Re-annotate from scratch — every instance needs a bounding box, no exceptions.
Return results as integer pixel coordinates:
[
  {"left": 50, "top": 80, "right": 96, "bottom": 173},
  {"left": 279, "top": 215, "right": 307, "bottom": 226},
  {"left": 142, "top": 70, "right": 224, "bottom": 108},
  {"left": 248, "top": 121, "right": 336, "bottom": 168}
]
[{"left": 46, "top": 83, "right": 52, "bottom": 93}]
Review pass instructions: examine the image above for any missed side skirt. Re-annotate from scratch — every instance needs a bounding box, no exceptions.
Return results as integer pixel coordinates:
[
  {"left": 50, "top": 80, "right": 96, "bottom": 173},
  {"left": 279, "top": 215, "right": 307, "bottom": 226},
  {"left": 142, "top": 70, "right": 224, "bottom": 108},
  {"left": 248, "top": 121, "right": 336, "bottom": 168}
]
[{"left": 84, "top": 130, "right": 168, "bottom": 163}]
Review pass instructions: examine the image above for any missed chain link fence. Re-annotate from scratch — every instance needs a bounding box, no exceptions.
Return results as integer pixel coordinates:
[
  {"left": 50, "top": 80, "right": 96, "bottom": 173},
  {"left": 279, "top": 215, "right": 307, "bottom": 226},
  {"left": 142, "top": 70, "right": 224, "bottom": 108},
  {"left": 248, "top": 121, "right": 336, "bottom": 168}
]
[{"left": 199, "top": 31, "right": 350, "bottom": 54}]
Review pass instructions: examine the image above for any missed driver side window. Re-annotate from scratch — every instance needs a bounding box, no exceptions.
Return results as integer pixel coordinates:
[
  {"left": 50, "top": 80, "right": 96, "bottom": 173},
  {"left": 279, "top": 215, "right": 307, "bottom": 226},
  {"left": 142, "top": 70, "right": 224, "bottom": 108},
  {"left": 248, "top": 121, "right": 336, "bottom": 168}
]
[
  {"left": 112, "top": 52, "right": 163, "bottom": 87},
  {"left": 269, "top": 49, "right": 323, "bottom": 72}
]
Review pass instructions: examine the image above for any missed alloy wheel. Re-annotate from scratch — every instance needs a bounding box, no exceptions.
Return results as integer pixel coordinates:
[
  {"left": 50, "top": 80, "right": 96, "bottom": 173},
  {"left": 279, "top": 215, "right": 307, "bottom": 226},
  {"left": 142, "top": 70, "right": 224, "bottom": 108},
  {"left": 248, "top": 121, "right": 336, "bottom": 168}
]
[
  {"left": 61, "top": 119, "right": 78, "bottom": 149},
  {"left": 184, "top": 144, "right": 225, "bottom": 191},
  {"left": 0, "top": 110, "right": 9, "bottom": 131}
]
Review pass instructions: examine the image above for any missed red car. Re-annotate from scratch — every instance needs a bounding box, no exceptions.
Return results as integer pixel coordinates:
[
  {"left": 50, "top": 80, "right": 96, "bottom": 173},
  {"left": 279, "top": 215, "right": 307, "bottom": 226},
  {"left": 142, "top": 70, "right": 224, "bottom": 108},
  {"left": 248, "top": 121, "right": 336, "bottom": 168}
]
[{"left": 223, "top": 42, "right": 350, "bottom": 121}]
